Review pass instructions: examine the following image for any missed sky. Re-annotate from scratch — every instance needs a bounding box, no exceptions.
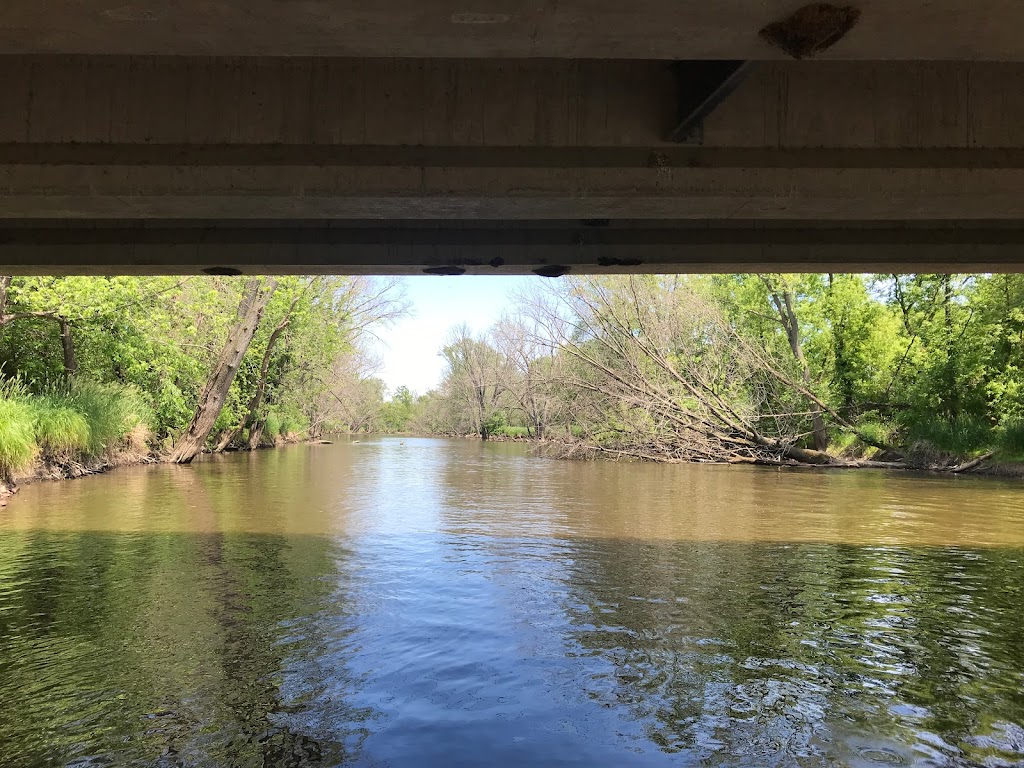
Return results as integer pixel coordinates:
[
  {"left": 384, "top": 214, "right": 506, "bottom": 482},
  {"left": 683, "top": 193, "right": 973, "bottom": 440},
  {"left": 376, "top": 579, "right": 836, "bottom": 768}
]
[{"left": 370, "top": 276, "right": 533, "bottom": 396}]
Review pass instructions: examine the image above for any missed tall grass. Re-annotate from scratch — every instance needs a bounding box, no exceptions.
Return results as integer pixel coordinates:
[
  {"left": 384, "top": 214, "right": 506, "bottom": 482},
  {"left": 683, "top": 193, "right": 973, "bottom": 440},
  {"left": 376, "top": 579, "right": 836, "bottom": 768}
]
[
  {"left": 994, "top": 420, "right": 1024, "bottom": 461},
  {"left": 0, "top": 398, "right": 37, "bottom": 482},
  {"left": 33, "top": 400, "right": 91, "bottom": 454},
  {"left": 59, "top": 380, "right": 152, "bottom": 455},
  {"left": 263, "top": 412, "right": 282, "bottom": 441},
  {"left": 0, "top": 377, "right": 36, "bottom": 481},
  {"left": 255, "top": 410, "right": 307, "bottom": 444},
  {"left": 904, "top": 415, "right": 994, "bottom": 456},
  {"left": 493, "top": 425, "right": 530, "bottom": 438},
  {"left": 0, "top": 377, "right": 153, "bottom": 482}
]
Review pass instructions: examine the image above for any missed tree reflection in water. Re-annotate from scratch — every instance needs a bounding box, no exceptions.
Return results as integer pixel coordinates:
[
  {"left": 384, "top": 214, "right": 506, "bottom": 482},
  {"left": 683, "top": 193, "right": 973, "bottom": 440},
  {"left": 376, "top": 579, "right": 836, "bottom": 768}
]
[
  {"left": 0, "top": 468, "right": 376, "bottom": 767},
  {"left": 561, "top": 540, "right": 1024, "bottom": 766},
  {"left": 3, "top": 440, "right": 1024, "bottom": 767}
]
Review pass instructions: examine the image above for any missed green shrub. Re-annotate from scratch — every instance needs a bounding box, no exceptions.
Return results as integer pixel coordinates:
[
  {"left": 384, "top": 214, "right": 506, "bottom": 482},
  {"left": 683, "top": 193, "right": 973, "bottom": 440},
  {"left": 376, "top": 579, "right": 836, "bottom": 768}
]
[
  {"left": 482, "top": 412, "right": 507, "bottom": 437},
  {"left": 829, "top": 430, "right": 859, "bottom": 456},
  {"left": 857, "top": 419, "right": 894, "bottom": 447},
  {"left": 118, "top": 386, "right": 155, "bottom": 437},
  {"left": 0, "top": 397, "right": 38, "bottom": 481},
  {"left": 494, "top": 425, "right": 530, "bottom": 438}
]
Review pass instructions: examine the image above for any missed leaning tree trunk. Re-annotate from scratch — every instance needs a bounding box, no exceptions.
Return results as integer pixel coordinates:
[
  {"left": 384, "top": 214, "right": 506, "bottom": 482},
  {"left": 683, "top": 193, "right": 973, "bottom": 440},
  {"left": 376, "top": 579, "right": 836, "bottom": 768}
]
[
  {"left": 170, "top": 278, "right": 277, "bottom": 464},
  {"left": 213, "top": 286, "right": 308, "bottom": 452},
  {"left": 246, "top": 419, "right": 266, "bottom": 450},
  {"left": 213, "top": 320, "right": 286, "bottom": 452}
]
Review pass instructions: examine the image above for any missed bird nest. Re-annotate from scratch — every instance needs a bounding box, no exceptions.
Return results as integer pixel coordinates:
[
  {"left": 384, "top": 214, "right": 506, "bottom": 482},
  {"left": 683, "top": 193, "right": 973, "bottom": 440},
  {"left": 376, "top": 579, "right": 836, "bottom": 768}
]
[{"left": 760, "top": 3, "right": 861, "bottom": 59}]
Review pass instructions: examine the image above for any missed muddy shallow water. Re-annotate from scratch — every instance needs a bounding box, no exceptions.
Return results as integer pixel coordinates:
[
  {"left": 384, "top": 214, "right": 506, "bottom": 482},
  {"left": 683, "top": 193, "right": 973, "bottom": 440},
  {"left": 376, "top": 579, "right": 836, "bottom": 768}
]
[{"left": 2, "top": 437, "right": 1023, "bottom": 767}]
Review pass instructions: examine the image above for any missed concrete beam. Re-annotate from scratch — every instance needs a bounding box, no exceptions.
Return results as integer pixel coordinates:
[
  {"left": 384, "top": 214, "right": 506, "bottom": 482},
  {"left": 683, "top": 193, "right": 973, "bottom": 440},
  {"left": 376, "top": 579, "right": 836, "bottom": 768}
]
[
  {"left": 4, "top": 223, "right": 1024, "bottom": 276},
  {"left": 5, "top": 57, "right": 1024, "bottom": 149},
  {"left": 4, "top": 161, "right": 1024, "bottom": 221},
  {"left": 2, "top": 1, "right": 1023, "bottom": 60},
  {"left": 3, "top": 57, "right": 1024, "bottom": 274}
]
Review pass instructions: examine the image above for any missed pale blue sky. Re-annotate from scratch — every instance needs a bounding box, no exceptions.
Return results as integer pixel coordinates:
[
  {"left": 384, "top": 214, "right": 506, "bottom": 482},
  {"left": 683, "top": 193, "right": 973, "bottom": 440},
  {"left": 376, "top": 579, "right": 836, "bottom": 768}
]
[{"left": 371, "top": 276, "right": 533, "bottom": 395}]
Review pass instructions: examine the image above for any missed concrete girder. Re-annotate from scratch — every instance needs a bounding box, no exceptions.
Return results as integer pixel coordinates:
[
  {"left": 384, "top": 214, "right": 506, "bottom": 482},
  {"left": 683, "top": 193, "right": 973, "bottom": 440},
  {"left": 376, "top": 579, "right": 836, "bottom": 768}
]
[
  {"left": 1, "top": 1, "right": 1023, "bottom": 60},
  {"left": 4, "top": 58, "right": 1023, "bottom": 149},
  {"left": 2, "top": 56, "right": 1024, "bottom": 274},
  {"left": 4, "top": 223, "right": 1024, "bottom": 276}
]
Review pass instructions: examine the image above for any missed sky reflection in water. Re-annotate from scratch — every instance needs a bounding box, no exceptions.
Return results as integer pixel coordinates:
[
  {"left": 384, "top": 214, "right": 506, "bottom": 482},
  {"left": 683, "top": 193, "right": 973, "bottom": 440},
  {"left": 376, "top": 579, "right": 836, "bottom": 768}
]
[{"left": 1, "top": 438, "right": 1024, "bottom": 767}]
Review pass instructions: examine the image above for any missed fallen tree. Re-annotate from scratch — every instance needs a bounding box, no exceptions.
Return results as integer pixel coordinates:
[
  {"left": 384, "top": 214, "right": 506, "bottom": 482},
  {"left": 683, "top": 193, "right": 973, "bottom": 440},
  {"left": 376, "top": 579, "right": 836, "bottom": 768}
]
[{"left": 522, "top": 276, "right": 990, "bottom": 472}]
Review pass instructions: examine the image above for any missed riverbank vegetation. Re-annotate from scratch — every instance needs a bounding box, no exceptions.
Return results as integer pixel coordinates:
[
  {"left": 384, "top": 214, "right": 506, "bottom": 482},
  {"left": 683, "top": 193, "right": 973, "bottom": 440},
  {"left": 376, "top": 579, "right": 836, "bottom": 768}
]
[
  {"left": 0, "top": 275, "right": 405, "bottom": 493},
  {"left": 396, "top": 273, "right": 1024, "bottom": 470},
  {"left": 5, "top": 271, "right": 1024, "bottom": 487}
]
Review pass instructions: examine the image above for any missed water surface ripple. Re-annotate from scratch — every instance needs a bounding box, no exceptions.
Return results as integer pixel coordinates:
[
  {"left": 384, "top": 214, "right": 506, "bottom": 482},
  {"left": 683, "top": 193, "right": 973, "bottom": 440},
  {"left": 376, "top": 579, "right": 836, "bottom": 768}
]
[{"left": 1, "top": 438, "right": 1024, "bottom": 767}]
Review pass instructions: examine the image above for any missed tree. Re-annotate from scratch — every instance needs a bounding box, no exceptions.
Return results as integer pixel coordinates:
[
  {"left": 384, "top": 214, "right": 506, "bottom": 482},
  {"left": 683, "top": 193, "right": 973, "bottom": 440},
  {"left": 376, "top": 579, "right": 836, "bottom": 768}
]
[
  {"left": 497, "top": 275, "right": 917, "bottom": 466},
  {"left": 973, "top": 274, "right": 1024, "bottom": 424},
  {"left": 758, "top": 275, "right": 830, "bottom": 451},
  {"left": 0, "top": 275, "right": 77, "bottom": 377},
  {"left": 493, "top": 312, "right": 562, "bottom": 439},
  {"left": 169, "top": 278, "right": 278, "bottom": 464},
  {"left": 439, "top": 324, "right": 509, "bottom": 439},
  {"left": 214, "top": 278, "right": 319, "bottom": 451},
  {"left": 274, "top": 277, "right": 408, "bottom": 437},
  {"left": 379, "top": 386, "right": 416, "bottom": 433},
  {"left": 513, "top": 276, "right": 836, "bottom": 464},
  {"left": 877, "top": 274, "right": 984, "bottom": 424}
]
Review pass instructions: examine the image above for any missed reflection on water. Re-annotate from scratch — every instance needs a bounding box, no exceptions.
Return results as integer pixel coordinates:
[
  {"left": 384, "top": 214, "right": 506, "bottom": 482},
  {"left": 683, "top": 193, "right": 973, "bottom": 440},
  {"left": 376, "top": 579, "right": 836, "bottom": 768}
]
[{"left": 1, "top": 438, "right": 1024, "bottom": 766}]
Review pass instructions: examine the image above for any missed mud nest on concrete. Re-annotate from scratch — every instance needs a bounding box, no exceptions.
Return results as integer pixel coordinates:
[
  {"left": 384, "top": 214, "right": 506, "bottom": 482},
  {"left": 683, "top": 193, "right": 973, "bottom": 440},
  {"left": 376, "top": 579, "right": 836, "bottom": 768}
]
[{"left": 759, "top": 3, "right": 861, "bottom": 59}]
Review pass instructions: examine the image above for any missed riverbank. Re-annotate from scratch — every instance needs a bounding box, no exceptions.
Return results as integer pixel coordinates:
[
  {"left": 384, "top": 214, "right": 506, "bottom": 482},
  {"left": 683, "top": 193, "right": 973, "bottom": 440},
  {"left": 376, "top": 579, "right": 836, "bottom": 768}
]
[
  {"left": 0, "top": 447, "right": 152, "bottom": 504},
  {"left": 6, "top": 429, "right": 1021, "bottom": 507},
  {"left": 974, "top": 460, "right": 1024, "bottom": 478},
  {"left": 519, "top": 434, "right": 1024, "bottom": 477},
  {"left": 0, "top": 433, "right": 316, "bottom": 504},
  {"left": 0, "top": 379, "right": 152, "bottom": 502},
  {"left": 0, "top": 372, "right": 333, "bottom": 503}
]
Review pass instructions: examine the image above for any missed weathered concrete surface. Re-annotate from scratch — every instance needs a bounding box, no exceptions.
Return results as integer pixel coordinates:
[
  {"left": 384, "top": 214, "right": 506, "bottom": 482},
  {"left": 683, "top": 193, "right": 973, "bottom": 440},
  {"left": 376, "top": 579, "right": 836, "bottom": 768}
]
[
  {"left": 2, "top": 56, "right": 1024, "bottom": 274},
  {"left": 5, "top": 222, "right": 1024, "bottom": 276},
  {"left": 7, "top": 57, "right": 1024, "bottom": 147},
  {"left": 1, "top": 1, "right": 1023, "bottom": 59}
]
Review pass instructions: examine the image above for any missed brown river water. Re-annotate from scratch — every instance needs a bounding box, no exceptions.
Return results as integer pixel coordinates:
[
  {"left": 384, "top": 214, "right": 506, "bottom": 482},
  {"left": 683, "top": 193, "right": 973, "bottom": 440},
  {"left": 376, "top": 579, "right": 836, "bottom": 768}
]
[{"left": 1, "top": 437, "right": 1024, "bottom": 767}]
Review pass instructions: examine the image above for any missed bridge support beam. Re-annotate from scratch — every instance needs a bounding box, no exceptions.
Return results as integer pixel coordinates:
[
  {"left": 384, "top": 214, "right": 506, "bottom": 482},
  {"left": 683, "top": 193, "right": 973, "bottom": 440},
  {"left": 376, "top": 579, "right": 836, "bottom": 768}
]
[{"left": 2, "top": 56, "right": 1024, "bottom": 274}]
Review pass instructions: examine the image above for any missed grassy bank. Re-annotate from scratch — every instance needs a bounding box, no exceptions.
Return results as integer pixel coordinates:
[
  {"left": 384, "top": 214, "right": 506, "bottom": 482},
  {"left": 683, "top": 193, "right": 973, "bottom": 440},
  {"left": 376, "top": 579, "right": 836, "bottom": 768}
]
[
  {"left": 828, "top": 414, "right": 1024, "bottom": 468},
  {"left": 0, "top": 379, "right": 153, "bottom": 497}
]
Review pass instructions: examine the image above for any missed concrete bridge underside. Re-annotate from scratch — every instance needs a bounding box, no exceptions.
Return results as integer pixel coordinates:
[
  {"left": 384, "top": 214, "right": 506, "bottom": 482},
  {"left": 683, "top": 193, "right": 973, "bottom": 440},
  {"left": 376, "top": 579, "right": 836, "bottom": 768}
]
[{"left": 3, "top": 1, "right": 1024, "bottom": 274}]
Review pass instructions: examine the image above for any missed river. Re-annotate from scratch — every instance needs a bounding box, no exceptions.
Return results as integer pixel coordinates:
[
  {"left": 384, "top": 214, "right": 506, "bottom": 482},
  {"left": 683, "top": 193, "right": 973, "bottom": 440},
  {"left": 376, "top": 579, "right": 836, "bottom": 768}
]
[{"left": 2, "top": 438, "right": 1024, "bottom": 767}]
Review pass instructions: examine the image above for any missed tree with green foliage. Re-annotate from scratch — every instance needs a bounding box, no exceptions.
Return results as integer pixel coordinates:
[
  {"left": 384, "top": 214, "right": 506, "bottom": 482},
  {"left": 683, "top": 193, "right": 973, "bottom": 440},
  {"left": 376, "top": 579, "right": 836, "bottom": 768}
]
[
  {"left": 0, "top": 273, "right": 405, "bottom": 489},
  {"left": 379, "top": 386, "right": 416, "bottom": 433}
]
